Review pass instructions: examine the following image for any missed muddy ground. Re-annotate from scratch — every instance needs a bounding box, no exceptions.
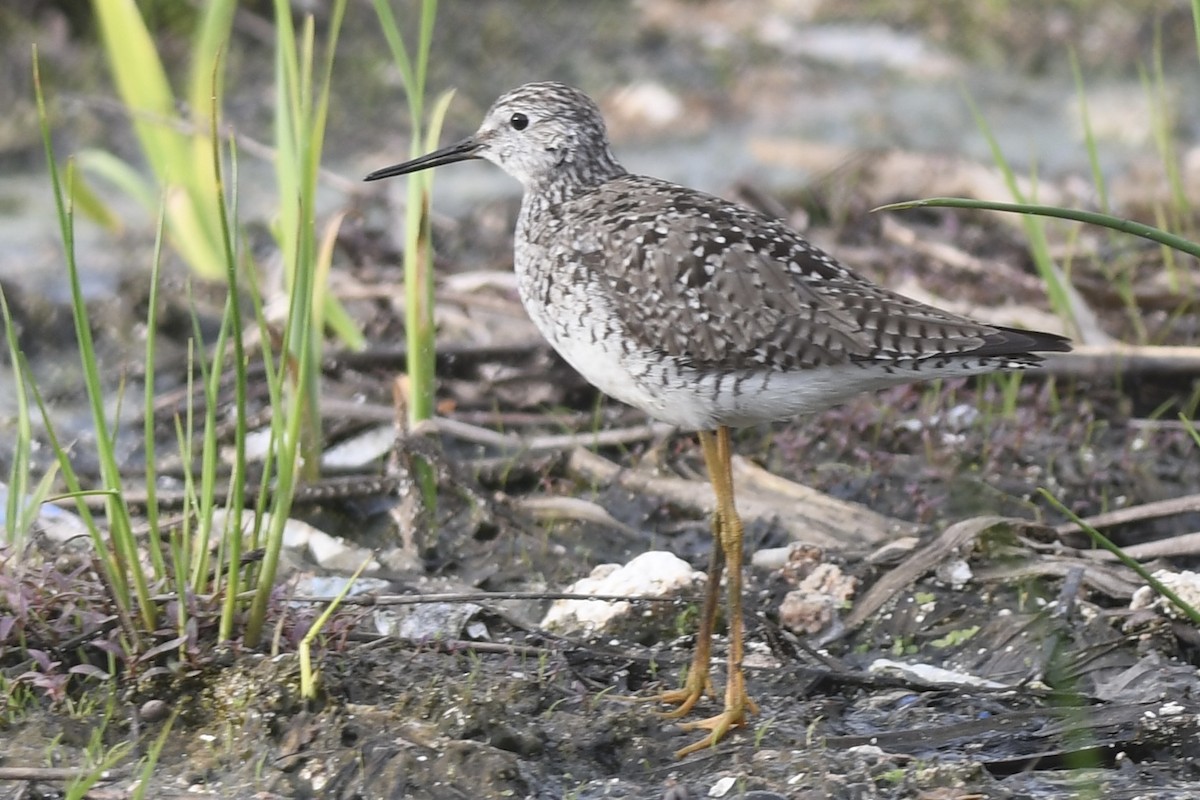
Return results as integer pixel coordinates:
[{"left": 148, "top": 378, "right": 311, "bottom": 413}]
[{"left": 5, "top": 167, "right": 1200, "bottom": 798}]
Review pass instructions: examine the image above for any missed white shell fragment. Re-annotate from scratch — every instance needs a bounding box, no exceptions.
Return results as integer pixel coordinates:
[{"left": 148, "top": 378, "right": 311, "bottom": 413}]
[{"left": 541, "top": 551, "right": 703, "bottom": 633}]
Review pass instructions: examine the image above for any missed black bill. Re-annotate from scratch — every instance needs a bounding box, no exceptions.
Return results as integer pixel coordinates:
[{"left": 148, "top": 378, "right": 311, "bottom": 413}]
[{"left": 364, "top": 138, "right": 482, "bottom": 181}]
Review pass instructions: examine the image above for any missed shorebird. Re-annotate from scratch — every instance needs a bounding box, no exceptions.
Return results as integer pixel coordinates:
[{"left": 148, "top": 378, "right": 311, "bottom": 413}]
[{"left": 365, "top": 81, "right": 1071, "bottom": 756}]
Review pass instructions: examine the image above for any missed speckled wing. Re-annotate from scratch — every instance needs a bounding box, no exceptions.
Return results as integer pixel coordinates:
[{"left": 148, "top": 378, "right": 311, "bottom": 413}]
[{"left": 576, "top": 176, "right": 1010, "bottom": 373}]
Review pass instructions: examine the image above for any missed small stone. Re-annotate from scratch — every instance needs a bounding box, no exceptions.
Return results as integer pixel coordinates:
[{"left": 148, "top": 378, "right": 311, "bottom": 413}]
[
  {"left": 1130, "top": 570, "right": 1200, "bottom": 620},
  {"left": 541, "top": 551, "right": 702, "bottom": 633},
  {"left": 139, "top": 699, "right": 169, "bottom": 722},
  {"left": 779, "top": 563, "right": 857, "bottom": 636},
  {"left": 708, "top": 776, "right": 737, "bottom": 797}
]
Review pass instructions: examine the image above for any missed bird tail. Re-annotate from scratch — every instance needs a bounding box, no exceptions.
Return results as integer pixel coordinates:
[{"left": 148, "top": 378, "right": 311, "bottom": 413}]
[{"left": 971, "top": 326, "right": 1073, "bottom": 359}]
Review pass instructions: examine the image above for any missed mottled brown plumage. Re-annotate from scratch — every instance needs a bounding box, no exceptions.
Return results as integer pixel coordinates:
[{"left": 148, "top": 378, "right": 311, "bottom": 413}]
[{"left": 366, "top": 81, "right": 1071, "bottom": 757}]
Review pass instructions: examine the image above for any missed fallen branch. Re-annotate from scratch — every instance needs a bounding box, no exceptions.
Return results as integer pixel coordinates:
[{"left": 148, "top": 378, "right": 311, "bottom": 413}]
[
  {"left": 1054, "top": 493, "right": 1200, "bottom": 536},
  {"left": 567, "top": 447, "right": 911, "bottom": 550},
  {"left": 844, "top": 516, "right": 1045, "bottom": 632},
  {"left": 1041, "top": 345, "right": 1200, "bottom": 378}
]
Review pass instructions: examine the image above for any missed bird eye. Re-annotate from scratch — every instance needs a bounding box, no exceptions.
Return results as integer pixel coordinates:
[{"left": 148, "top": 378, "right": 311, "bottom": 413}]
[{"left": 509, "top": 112, "right": 529, "bottom": 131}]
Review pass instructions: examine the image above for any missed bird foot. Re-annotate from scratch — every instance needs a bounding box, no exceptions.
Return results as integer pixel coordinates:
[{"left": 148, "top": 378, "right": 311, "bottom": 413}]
[
  {"left": 612, "top": 670, "right": 715, "bottom": 720},
  {"left": 652, "top": 671, "right": 716, "bottom": 720},
  {"left": 673, "top": 687, "right": 760, "bottom": 757}
]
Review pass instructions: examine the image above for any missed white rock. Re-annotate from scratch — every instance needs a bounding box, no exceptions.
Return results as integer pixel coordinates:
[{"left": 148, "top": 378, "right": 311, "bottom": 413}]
[
  {"left": 1130, "top": 570, "right": 1200, "bottom": 620},
  {"left": 540, "top": 551, "right": 702, "bottom": 632},
  {"left": 869, "top": 658, "right": 1007, "bottom": 689},
  {"left": 708, "top": 776, "right": 737, "bottom": 798},
  {"left": 215, "top": 508, "right": 379, "bottom": 572}
]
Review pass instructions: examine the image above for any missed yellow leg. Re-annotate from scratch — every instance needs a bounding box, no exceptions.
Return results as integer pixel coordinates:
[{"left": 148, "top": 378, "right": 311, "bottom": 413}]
[
  {"left": 675, "top": 426, "right": 759, "bottom": 757},
  {"left": 654, "top": 521, "right": 724, "bottom": 719}
]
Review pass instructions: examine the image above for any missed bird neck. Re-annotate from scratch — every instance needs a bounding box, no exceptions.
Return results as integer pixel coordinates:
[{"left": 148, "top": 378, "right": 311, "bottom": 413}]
[{"left": 526, "top": 145, "right": 626, "bottom": 206}]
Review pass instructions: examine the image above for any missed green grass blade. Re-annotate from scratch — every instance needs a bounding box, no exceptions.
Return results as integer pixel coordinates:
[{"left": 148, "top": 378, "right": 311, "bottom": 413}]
[
  {"left": 1182, "top": 413, "right": 1200, "bottom": 450},
  {"left": 1041, "top": 490, "right": 1200, "bottom": 625},
  {"left": 90, "top": 0, "right": 185, "bottom": 178},
  {"left": 271, "top": 0, "right": 364, "bottom": 477},
  {"left": 401, "top": 85, "right": 454, "bottom": 425},
  {"left": 373, "top": 0, "right": 417, "bottom": 117},
  {"left": 244, "top": 0, "right": 332, "bottom": 643},
  {"left": 140, "top": 197, "right": 169, "bottom": 578},
  {"left": 130, "top": 708, "right": 177, "bottom": 800},
  {"left": 90, "top": 0, "right": 224, "bottom": 279},
  {"left": 1193, "top": 0, "right": 1200, "bottom": 69},
  {"left": 959, "top": 89, "right": 1076, "bottom": 332},
  {"left": 875, "top": 197, "right": 1200, "bottom": 259},
  {"left": 243, "top": 276, "right": 308, "bottom": 646},
  {"left": 188, "top": 279, "right": 229, "bottom": 593},
  {"left": 415, "top": 0, "right": 439, "bottom": 118},
  {"left": 1067, "top": 48, "right": 1108, "bottom": 214},
  {"left": 18, "top": 465, "right": 60, "bottom": 538},
  {"left": 185, "top": 0, "right": 236, "bottom": 123},
  {"left": 183, "top": 0, "right": 236, "bottom": 264},
  {"left": 424, "top": 89, "right": 456, "bottom": 160},
  {"left": 1, "top": 286, "right": 33, "bottom": 546},
  {"left": 374, "top": 0, "right": 442, "bottom": 424},
  {"left": 310, "top": 0, "right": 364, "bottom": 351},
  {"left": 404, "top": 163, "right": 436, "bottom": 421},
  {"left": 29, "top": 378, "right": 132, "bottom": 637},
  {"left": 1147, "top": 26, "right": 1190, "bottom": 218},
  {"left": 34, "top": 45, "right": 156, "bottom": 631},
  {"left": 170, "top": 349, "right": 198, "bottom": 636},
  {"left": 205, "top": 63, "right": 249, "bottom": 641},
  {"left": 299, "top": 557, "right": 371, "bottom": 699},
  {"left": 66, "top": 151, "right": 137, "bottom": 231}
]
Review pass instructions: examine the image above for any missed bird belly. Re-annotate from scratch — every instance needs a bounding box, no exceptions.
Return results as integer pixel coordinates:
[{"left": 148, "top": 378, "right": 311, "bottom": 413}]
[
  {"left": 677, "top": 354, "right": 1041, "bottom": 429},
  {"left": 532, "top": 336, "right": 883, "bottom": 430},
  {"left": 534, "top": 341, "right": 1040, "bottom": 431},
  {"left": 677, "top": 365, "right": 895, "bottom": 428},
  {"left": 518, "top": 301, "right": 871, "bottom": 430}
]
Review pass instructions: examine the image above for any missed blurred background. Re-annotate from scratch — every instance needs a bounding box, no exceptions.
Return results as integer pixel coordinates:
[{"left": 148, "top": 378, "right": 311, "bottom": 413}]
[{"left": 2, "top": 0, "right": 1197, "bottom": 294}]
